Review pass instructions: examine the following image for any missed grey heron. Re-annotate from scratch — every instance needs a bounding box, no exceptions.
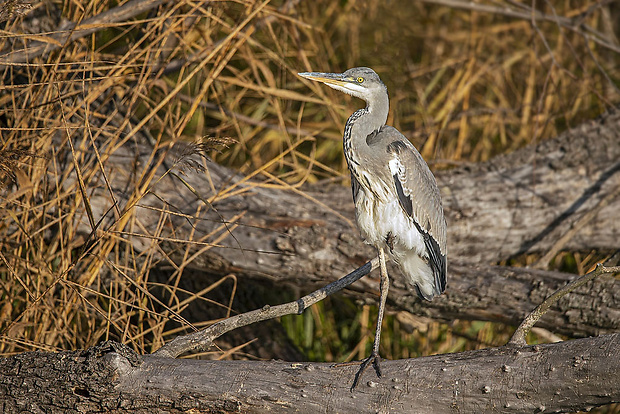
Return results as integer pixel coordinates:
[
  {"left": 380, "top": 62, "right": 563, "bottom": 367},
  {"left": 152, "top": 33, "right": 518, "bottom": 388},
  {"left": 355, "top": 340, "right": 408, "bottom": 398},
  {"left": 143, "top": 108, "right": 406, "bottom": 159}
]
[{"left": 298, "top": 67, "right": 447, "bottom": 388}]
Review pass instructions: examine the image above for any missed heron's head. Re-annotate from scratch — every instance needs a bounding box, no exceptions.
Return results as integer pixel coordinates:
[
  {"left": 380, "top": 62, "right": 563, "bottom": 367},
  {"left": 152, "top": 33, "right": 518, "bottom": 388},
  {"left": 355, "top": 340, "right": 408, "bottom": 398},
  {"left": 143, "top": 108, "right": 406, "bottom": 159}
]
[{"left": 298, "top": 67, "right": 387, "bottom": 103}]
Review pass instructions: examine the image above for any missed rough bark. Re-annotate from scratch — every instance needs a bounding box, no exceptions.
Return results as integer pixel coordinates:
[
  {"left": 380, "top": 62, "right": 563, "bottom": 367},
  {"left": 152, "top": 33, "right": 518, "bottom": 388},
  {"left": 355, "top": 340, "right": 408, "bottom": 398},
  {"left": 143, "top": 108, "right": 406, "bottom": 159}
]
[
  {"left": 1, "top": 337, "right": 618, "bottom": 413},
  {"left": 76, "top": 109, "right": 620, "bottom": 336}
]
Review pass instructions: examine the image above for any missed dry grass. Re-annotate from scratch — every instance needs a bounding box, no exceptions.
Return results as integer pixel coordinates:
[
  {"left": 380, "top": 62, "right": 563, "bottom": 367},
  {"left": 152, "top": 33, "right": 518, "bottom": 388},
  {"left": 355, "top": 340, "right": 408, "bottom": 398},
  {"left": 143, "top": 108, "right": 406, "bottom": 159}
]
[{"left": 0, "top": 0, "right": 618, "bottom": 368}]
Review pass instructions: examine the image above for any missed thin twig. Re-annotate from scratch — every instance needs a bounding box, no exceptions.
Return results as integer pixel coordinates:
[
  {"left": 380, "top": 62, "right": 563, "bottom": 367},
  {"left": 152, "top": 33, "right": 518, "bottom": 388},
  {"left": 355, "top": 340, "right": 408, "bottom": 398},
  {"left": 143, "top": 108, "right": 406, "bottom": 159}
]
[
  {"left": 418, "top": 0, "right": 620, "bottom": 54},
  {"left": 536, "top": 185, "right": 620, "bottom": 269},
  {"left": 508, "top": 263, "right": 620, "bottom": 346},
  {"left": 157, "top": 0, "right": 304, "bottom": 76},
  {"left": 174, "top": 92, "right": 315, "bottom": 137},
  {"left": 153, "top": 258, "right": 378, "bottom": 358},
  {"left": 0, "top": 0, "right": 168, "bottom": 67}
]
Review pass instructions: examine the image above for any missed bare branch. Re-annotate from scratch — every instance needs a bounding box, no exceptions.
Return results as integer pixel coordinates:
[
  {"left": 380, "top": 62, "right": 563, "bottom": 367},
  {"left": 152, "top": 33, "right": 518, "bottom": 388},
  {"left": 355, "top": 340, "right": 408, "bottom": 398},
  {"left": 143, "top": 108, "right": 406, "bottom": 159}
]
[
  {"left": 536, "top": 186, "right": 620, "bottom": 268},
  {"left": 418, "top": 0, "right": 620, "bottom": 54},
  {"left": 509, "top": 263, "right": 620, "bottom": 346},
  {"left": 153, "top": 259, "right": 378, "bottom": 358}
]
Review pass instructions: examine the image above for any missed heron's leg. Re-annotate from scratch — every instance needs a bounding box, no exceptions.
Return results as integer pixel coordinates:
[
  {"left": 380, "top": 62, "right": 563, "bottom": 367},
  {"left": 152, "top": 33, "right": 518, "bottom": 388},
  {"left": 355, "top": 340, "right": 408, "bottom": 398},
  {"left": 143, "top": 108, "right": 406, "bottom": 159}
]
[
  {"left": 372, "top": 246, "right": 389, "bottom": 360},
  {"left": 347, "top": 247, "right": 389, "bottom": 390}
]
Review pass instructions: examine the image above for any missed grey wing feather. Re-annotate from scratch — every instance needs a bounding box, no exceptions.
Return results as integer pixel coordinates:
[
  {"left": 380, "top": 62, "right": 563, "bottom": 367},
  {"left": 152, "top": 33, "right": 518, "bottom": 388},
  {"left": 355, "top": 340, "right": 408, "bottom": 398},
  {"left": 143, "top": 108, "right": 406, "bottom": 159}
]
[{"left": 376, "top": 126, "right": 448, "bottom": 292}]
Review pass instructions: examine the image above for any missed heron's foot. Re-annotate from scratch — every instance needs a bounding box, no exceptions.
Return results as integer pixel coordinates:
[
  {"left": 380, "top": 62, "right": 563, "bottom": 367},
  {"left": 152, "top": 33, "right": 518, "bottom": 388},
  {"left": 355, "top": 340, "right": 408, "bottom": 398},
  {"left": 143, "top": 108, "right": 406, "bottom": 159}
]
[{"left": 334, "top": 351, "right": 382, "bottom": 391}]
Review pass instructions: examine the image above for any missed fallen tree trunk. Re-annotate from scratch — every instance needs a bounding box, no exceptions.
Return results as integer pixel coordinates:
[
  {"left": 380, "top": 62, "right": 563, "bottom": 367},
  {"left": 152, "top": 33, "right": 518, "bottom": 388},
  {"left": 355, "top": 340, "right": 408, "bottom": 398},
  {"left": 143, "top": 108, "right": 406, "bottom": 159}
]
[
  {"left": 139, "top": 110, "right": 620, "bottom": 270},
  {"left": 1, "top": 336, "right": 618, "bottom": 413},
  {"left": 75, "top": 109, "right": 620, "bottom": 336}
]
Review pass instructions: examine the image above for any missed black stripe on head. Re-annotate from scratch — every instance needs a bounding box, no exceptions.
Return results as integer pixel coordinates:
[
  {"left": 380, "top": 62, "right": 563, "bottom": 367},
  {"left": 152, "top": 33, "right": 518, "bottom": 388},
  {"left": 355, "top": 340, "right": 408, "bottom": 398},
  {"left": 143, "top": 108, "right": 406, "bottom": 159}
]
[{"left": 393, "top": 173, "right": 413, "bottom": 217}]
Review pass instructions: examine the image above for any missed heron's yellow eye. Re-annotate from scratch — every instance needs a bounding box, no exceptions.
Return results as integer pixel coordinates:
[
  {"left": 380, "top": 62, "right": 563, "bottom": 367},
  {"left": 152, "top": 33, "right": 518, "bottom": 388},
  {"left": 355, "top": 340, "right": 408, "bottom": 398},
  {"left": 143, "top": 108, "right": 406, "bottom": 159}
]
[{"left": 357, "top": 77, "right": 364, "bottom": 83}]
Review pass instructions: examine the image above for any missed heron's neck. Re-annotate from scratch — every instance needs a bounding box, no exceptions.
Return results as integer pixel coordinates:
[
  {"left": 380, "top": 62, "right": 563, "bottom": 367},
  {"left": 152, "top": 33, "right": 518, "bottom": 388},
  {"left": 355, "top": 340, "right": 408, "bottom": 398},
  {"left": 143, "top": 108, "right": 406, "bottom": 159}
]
[
  {"left": 342, "top": 90, "right": 389, "bottom": 185},
  {"left": 344, "top": 89, "right": 389, "bottom": 153}
]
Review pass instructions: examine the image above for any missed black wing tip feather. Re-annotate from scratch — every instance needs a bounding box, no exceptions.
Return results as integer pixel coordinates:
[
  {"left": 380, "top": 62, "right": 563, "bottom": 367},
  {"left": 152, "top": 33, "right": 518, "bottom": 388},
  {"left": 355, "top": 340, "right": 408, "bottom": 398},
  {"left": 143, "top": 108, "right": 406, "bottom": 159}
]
[
  {"left": 414, "top": 284, "right": 433, "bottom": 301},
  {"left": 410, "top": 219, "right": 447, "bottom": 299},
  {"left": 425, "top": 232, "right": 447, "bottom": 295},
  {"left": 428, "top": 235, "right": 447, "bottom": 295}
]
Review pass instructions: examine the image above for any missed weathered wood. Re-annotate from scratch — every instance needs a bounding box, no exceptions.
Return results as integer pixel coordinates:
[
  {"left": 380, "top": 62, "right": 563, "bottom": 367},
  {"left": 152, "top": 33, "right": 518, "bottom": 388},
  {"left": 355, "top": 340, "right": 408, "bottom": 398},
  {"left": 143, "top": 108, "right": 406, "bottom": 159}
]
[
  {"left": 1, "top": 337, "right": 618, "bottom": 413},
  {"left": 74, "top": 110, "right": 620, "bottom": 336},
  {"left": 441, "top": 113, "right": 620, "bottom": 264}
]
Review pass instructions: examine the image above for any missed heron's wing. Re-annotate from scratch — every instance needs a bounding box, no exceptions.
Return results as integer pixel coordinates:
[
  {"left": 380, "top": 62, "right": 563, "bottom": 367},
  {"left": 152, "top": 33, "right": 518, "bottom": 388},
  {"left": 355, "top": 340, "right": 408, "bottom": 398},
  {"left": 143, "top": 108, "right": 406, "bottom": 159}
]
[{"left": 374, "top": 126, "right": 447, "bottom": 291}]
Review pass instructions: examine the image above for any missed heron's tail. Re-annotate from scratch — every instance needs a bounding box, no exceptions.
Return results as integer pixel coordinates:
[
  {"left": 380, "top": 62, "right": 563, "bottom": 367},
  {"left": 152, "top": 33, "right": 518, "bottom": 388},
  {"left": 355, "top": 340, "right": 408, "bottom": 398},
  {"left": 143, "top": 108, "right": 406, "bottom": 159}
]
[{"left": 398, "top": 254, "right": 444, "bottom": 301}]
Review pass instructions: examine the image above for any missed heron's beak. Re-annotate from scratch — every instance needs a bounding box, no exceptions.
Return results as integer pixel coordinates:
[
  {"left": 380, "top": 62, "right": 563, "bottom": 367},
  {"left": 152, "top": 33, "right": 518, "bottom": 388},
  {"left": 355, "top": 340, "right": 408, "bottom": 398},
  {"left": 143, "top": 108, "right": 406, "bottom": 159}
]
[
  {"left": 298, "top": 71, "right": 365, "bottom": 98},
  {"left": 298, "top": 72, "right": 350, "bottom": 87}
]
